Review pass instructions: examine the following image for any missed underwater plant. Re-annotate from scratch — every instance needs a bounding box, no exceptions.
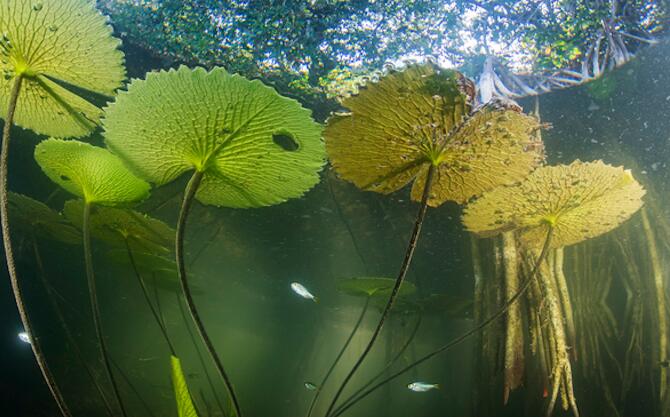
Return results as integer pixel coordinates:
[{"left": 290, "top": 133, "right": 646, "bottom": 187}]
[
  {"left": 0, "top": 0, "right": 125, "bottom": 413},
  {"left": 328, "top": 160, "right": 645, "bottom": 417},
  {"left": 321, "top": 63, "right": 544, "bottom": 416},
  {"left": 102, "top": 65, "right": 326, "bottom": 417},
  {"left": 34, "top": 139, "right": 150, "bottom": 417}
]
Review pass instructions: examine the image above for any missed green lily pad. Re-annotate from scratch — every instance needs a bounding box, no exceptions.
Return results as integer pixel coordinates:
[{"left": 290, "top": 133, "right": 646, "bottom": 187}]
[
  {"left": 170, "top": 355, "right": 199, "bottom": 417},
  {"left": 337, "top": 277, "right": 417, "bottom": 298},
  {"left": 8, "top": 192, "right": 80, "bottom": 244},
  {"left": 103, "top": 65, "right": 325, "bottom": 208},
  {"left": 34, "top": 139, "right": 151, "bottom": 206},
  {"left": 63, "top": 200, "right": 174, "bottom": 253},
  {"left": 324, "top": 64, "right": 544, "bottom": 207},
  {"left": 0, "top": 0, "right": 125, "bottom": 137}
]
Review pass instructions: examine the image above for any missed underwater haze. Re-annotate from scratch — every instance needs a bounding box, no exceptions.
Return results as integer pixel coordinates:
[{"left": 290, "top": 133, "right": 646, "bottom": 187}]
[{"left": 1, "top": 1, "right": 670, "bottom": 417}]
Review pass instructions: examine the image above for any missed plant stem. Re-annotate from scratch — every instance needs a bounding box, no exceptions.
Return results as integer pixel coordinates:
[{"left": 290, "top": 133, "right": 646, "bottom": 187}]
[
  {"left": 641, "top": 207, "right": 667, "bottom": 401},
  {"left": 32, "top": 237, "right": 115, "bottom": 417},
  {"left": 123, "top": 237, "right": 176, "bottom": 354},
  {"left": 329, "top": 227, "right": 554, "bottom": 417},
  {"left": 176, "top": 170, "right": 242, "bottom": 417},
  {"left": 324, "top": 164, "right": 436, "bottom": 417},
  {"left": 1, "top": 75, "right": 71, "bottom": 417},
  {"left": 502, "top": 231, "right": 524, "bottom": 403},
  {"left": 83, "top": 201, "right": 128, "bottom": 417},
  {"left": 334, "top": 314, "right": 423, "bottom": 415},
  {"left": 306, "top": 297, "right": 370, "bottom": 417}
]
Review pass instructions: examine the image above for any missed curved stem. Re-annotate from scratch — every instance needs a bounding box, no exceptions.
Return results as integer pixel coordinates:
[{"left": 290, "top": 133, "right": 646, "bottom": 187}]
[
  {"left": 330, "top": 227, "right": 554, "bottom": 417},
  {"left": 32, "top": 237, "right": 115, "bottom": 417},
  {"left": 1, "top": 75, "right": 71, "bottom": 417},
  {"left": 306, "top": 297, "right": 370, "bottom": 417},
  {"left": 176, "top": 170, "right": 242, "bottom": 417},
  {"left": 334, "top": 314, "right": 422, "bottom": 416},
  {"left": 123, "top": 237, "right": 176, "bottom": 355},
  {"left": 83, "top": 201, "right": 128, "bottom": 417},
  {"left": 324, "top": 164, "right": 436, "bottom": 417}
]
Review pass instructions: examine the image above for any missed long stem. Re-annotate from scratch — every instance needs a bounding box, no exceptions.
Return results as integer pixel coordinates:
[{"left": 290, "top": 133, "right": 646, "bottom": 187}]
[
  {"left": 330, "top": 227, "right": 554, "bottom": 417},
  {"left": 324, "top": 164, "right": 436, "bottom": 417},
  {"left": 641, "top": 207, "right": 668, "bottom": 401},
  {"left": 176, "top": 170, "right": 242, "bottom": 417},
  {"left": 83, "top": 201, "right": 128, "bottom": 417},
  {"left": 123, "top": 237, "right": 176, "bottom": 354},
  {"left": 32, "top": 237, "right": 115, "bottom": 417},
  {"left": 502, "top": 231, "right": 524, "bottom": 403},
  {"left": 334, "top": 314, "right": 423, "bottom": 416},
  {"left": 306, "top": 297, "right": 371, "bottom": 417},
  {"left": 1, "top": 75, "right": 71, "bottom": 417}
]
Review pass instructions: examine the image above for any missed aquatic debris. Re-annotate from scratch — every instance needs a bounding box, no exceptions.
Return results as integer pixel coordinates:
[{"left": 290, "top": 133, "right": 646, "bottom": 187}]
[
  {"left": 17, "top": 331, "right": 30, "bottom": 344},
  {"left": 304, "top": 382, "right": 317, "bottom": 391},
  {"left": 407, "top": 382, "right": 440, "bottom": 392},
  {"left": 291, "top": 282, "right": 318, "bottom": 302}
]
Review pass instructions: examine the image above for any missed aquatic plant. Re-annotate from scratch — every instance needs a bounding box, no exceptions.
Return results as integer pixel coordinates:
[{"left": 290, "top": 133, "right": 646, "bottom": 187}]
[
  {"left": 34, "top": 139, "right": 150, "bottom": 417},
  {"left": 461, "top": 160, "right": 645, "bottom": 416},
  {"left": 321, "top": 63, "right": 544, "bottom": 416},
  {"left": 0, "top": 1, "right": 125, "bottom": 413},
  {"left": 330, "top": 160, "right": 645, "bottom": 417},
  {"left": 102, "top": 65, "right": 326, "bottom": 417},
  {"left": 171, "top": 355, "right": 200, "bottom": 417}
]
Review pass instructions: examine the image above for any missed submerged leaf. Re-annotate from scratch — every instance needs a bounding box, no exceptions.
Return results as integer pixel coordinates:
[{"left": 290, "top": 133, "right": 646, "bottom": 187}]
[
  {"left": 0, "top": 0, "right": 125, "bottom": 137},
  {"left": 34, "top": 139, "right": 150, "bottom": 206},
  {"left": 337, "top": 277, "right": 416, "bottom": 298},
  {"left": 103, "top": 65, "right": 325, "bottom": 208},
  {"left": 325, "top": 64, "right": 544, "bottom": 206},
  {"left": 8, "top": 192, "right": 80, "bottom": 244},
  {"left": 462, "top": 160, "right": 645, "bottom": 248},
  {"left": 63, "top": 200, "right": 173, "bottom": 253},
  {"left": 170, "top": 355, "right": 199, "bottom": 417}
]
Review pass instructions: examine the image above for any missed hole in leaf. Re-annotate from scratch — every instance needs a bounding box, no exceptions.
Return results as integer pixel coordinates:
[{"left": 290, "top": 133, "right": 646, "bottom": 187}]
[
  {"left": 60, "top": 175, "right": 70, "bottom": 181},
  {"left": 272, "top": 133, "right": 299, "bottom": 151}
]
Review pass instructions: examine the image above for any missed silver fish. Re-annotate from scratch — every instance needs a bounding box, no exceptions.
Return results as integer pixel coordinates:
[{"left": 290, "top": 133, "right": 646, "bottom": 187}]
[
  {"left": 304, "top": 382, "right": 317, "bottom": 390},
  {"left": 291, "top": 282, "right": 318, "bottom": 302},
  {"left": 17, "top": 331, "right": 31, "bottom": 344},
  {"left": 407, "top": 382, "right": 439, "bottom": 392}
]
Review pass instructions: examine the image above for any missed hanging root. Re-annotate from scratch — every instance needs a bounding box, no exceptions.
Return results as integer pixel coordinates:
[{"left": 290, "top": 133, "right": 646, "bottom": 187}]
[
  {"left": 538, "top": 254, "right": 579, "bottom": 417},
  {"left": 502, "top": 231, "right": 524, "bottom": 403}
]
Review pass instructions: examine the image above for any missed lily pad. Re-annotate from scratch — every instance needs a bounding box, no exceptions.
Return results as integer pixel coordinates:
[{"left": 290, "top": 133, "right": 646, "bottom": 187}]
[
  {"left": 63, "top": 200, "right": 174, "bottom": 253},
  {"left": 324, "top": 64, "right": 544, "bottom": 207},
  {"left": 8, "top": 192, "right": 81, "bottom": 244},
  {"left": 337, "top": 277, "right": 417, "bottom": 298},
  {"left": 103, "top": 65, "right": 325, "bottom": 208},
  {"left": 462, "top": 160, "right": 646, "bottom": 248},
  {"left": 34, "top": 139, "right": 150, "bottom": 206},
  {"left": 0, "top": 0, "right": 125, "bottom": 137}
]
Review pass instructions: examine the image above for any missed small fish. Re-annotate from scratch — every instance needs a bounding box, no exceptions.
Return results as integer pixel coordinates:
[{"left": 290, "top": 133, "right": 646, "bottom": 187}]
[
  {"left": 17, "top": 331, "right": 31, "bottom": 344},
  {"left": 291, "top": 282, "right": 318, "bottom": 302},
  {"left": 407, "top": 382, "right": 439, "bottom": 392},
  {"left": 304, "top": 382, "right": 317, "bottom": 390}
]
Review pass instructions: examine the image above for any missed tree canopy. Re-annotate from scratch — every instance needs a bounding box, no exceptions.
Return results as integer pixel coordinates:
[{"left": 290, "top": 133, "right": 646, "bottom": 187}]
[{"left": 98, "top": 0, "right": 668, "bottom": 106}]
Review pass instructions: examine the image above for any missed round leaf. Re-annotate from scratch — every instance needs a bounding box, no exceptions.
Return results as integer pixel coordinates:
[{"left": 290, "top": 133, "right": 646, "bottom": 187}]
[
  {"left": 63, "top": 200, "right": 173, "bottom": 253},
  {"left": 0, "top": 0, "right": 125, "bottom": 137},
  {"left": 462, "top": 160, "right": 646, "bottom": 249},
  {"left": 103, "top": 65, "right": 325, "bottom": 208},
  {"left": 8, "top": 192, "right": 80, "bottom": 244},
  {"left": 325, "top": 64, "right": 544, "bottom": 207},
  {"left": 34, "top": 139, "right": 150, "bottom": 206},
  {"left": 337, "top": 277, "right": 416, "bottom": 298}
]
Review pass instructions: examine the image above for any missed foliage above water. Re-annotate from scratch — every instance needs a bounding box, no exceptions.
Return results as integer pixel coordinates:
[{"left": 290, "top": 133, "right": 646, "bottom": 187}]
[
  {"left": 103, "top": 65, "right": 325, "bottom": 208},
  {"left": 462, "top": 160, "right": 646, "bottom": 248},
  {"left": 97, "top": 0, "right": 666, "bottom": 103},
  {"left": 0, "top": 0, "right": 125, "bottom": 137},
  {"left": 34, "top": 139, "right": 150, "bottom": 206},
  {"left": 324, "top": 64, "right": 544, "bottom": 207}
]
